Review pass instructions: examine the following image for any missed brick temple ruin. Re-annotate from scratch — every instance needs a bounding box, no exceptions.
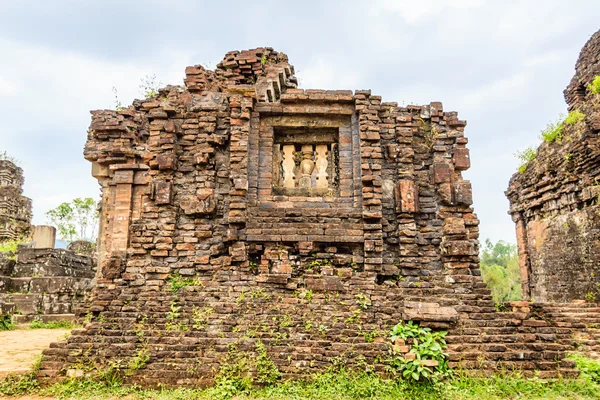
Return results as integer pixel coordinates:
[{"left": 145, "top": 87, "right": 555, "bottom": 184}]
[
  {"left": 0, "top": 159, "right": 32, "bottom": 240},
  {"left": 507, "top": 31, "right": 600, "bottom": 303},
  {"left": 0, "top": 160, "right": 96, "bottom": 323},
  {"left": 40, "top": 45, "right": 600, "bottom": 386}
]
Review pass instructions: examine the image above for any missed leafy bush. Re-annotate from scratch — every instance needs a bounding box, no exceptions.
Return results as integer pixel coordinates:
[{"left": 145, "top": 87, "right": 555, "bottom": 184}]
[
  {"left": 569, "top": 353, "right": 600, "bottom": 383},
  {"left": 540, "top": 116, "right": 565, "bottom": 143},
  {"left": 387, "top": 321, "right": 450, "bottom": 382},
  {"left": 208, "top": 341, "right": 281, "bottom": 399},
  {"left": 588, "top": 75, "right": 600, "bottom": 95},
  {"left": 565, "top": 109, "right": 586, "bottom": 125},
  {"left": 0, "top": 314, "right": 14, "bottom": 331},
  {"left": 515, "top": 146, "right": 537, "bottom": 174},
  {"left": 0, "top": 238, "right": 21, "bottom": 254}
]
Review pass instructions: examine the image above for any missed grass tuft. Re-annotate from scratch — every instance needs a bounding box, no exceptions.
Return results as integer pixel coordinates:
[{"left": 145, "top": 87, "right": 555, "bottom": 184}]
[
  {"left": 2, "top": 364, "right": 600, "bottom": 399},
  {"left": 29, "top": 318, "right": 74, "bottom": 330}
]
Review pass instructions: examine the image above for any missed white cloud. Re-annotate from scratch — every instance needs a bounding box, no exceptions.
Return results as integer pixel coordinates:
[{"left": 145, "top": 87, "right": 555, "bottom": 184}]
[
  {"left": 0, "top": 76, "right": 17, "bottom": 96},
  {"left": 458, "top": 72, "right": 528, "bottom": 111},
  {"left": 372, "top": 0, "right": 484, "bottom": 23},
  {"left": 297, "top": 57, "right": 363, "bottom": 90}
]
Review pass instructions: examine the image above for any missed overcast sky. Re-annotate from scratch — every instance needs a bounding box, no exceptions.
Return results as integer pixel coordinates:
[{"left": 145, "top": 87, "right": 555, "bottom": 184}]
[{"left": 1, "top": 0, "right": 598, "bottom": 244}]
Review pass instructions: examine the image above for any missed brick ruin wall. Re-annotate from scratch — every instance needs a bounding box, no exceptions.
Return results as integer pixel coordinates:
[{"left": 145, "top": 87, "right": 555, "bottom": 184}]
[
  {"left": 0, "top": 161, "right": 96, "bottom": 322},
  {"left": 0, "top": 160, "right": 32, "bottom": 240},
  {"left": 0, "top": 247, "right": 95, "bottom": 323},
  {"left": 507, "top": 30, "right": 600, "bottom": 303},
  {"left": 39, "top": 48, "right": 599, "bottom": 385}
]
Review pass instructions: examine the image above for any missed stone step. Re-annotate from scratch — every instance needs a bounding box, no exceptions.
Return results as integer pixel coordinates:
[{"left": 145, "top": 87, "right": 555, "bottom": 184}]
[
  {"left": 0, "top": 276, "right": 92, "bottom": 294},
  {"left": 0, "top": 293, "right": 42, "bottom": 315},
  {"left": 11, "top": 263, "right": 95, "bottom": 279},
  {"left": 13, "top": 313, "right": 75, "bottom": 324},
  {"left": 0, "top": 301, "right": 15, "bottom": 314}
]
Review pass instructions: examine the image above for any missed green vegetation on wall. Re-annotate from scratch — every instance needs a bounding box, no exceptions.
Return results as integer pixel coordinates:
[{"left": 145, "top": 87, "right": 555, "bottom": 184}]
[
  {"left": 515, "top": 109, "right": 586, "bottom": 173},
  {"left": 587, "top": 76, "right": 600, "bottom": 95}
]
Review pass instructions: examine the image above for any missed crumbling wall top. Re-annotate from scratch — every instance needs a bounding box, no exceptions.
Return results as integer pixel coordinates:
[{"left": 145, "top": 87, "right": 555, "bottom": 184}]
[{"left": 565, "top": 30, "right": 600, "bottom": 110}]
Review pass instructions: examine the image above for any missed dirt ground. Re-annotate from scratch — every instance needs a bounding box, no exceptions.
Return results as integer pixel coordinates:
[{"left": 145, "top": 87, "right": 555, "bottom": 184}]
[
  {"left": 0, "top": 328, "right": 69, "bottom": 377},
  {"left": 0, "top": 327, "right": 69, "bottom": 399}
]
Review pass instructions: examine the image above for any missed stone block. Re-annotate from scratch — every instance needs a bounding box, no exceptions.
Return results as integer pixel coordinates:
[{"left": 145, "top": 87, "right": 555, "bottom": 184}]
[
  {"left": 453, "top": 148, "right": 470, "bottom": 171},
  {"left": 432, "top": 163, "right": 452, "bottom": 184},
  {"left": 454, "top": 180, "right": 473, "bottom": 205},
  {"left": 154, "top": 181, "right": 173, "bottom": 205},
  {"left": 32, "top": 225, "right": 56, "bottom": 249},
  {"left": 403, "top": 301, "right": 458, "bottom": 323},
  {"left": 157, "top": 154, "right": 177, "bottom": 170},
  {"left": 113, "top": 170, "right": 134, "bottom": 184},
  {"left": 395, "top": 179, "right": 418, "bottom": 213},
  {"left": 180, "top": 189, "right": 216, "bottom": 215}
]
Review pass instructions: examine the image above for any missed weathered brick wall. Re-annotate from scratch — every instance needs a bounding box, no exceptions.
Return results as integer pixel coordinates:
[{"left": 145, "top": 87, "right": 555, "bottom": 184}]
[
  {"left": 0, "top": 160, "right": 32, "bottom": 240},
  {"left": 507, "top": 31, "right": 600, "bottom": 302},
  {"left": 39, "top": 48, "right": 597, "bottom": 385}
]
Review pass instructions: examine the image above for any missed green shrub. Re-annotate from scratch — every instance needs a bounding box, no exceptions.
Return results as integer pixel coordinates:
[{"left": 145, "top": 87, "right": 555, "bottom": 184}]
[
  {"left": 387, "top": 321, "right": 450, "bottom": 382},
  {"left": 569, "top": 353, "right": 600, "bottom": 383},
  {"left": 0, "top": 314, "right": 14, "bottom": 331},
  {"left": 541, "top": 116, "right": 565, "bottom": 143},
  {"left": 588, "top": 75, "right": 600, "bottom": 95},
  {"left": 565, "top": 109, "right": 586, "bottom": 125}
]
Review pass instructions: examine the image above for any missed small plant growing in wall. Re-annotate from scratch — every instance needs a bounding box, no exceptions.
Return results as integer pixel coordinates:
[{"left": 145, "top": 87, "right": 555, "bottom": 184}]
[
  {"left": 355, "top": 293, "right": 372, "bottom": 310},
  {"left": 112, "top": 86, "right": 123, "bottom": 110},
  {"left": 192, "top": 307, "right": 214, "bottom": 330},
  {"left": 515, "top": 146, "right": 537, "bottom": 174},
  {"left": 167, "top": 271, "right": 201, "bottom": 293},
  {"left": 387, "top": 321, "right": 450, "bottom": 382},
  {"left": 0, "top": 151, "right": 20, "bottom": 165},
  {"left": 127, "top": 347, "right": 150, "bottom": 371},
  {"left": 139, "top": 74, "right": 162, "bottom": 99}
]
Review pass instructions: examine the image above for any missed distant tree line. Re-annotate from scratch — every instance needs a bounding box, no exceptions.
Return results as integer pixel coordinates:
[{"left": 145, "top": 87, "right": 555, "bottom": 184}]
[{"left": 480, "top": 239, "right": 522, "bottom": 303}]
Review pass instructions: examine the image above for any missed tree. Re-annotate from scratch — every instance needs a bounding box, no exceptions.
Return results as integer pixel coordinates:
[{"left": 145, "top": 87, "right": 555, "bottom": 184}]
[
  {"left": 46, "top": 198, "right": 98, "bottom": 242},
  {"left": 480, "top": 239, "right": 522, "bottom": 303}
]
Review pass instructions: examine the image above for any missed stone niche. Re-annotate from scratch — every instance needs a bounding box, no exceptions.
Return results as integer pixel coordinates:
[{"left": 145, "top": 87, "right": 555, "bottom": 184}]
[
  {"left": 272, "top": 127, "right": 339, "bottom": 196},
  {"left": 38, "top": 46, "right": 599, "bottom": 386}
]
